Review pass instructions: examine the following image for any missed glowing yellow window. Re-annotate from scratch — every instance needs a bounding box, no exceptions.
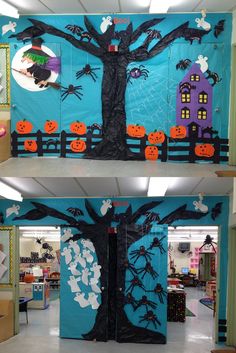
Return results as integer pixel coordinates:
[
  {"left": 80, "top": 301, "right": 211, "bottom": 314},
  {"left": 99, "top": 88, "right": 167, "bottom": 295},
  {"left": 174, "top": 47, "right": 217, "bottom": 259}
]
[
  {"left": 181, "top": 93, "right": 190, "bottom": 103},
  {"left": 190, "top": 74, "right": 200, "bottom": 82},
  {"left": 199, "top": 92, "right": 208, "bottom": 104},
  {"left": 198, "top": 109, "right": 207, "bottom": 120},
  {"left": 181, "top": 108, "right": 190, "bottom": 119}
]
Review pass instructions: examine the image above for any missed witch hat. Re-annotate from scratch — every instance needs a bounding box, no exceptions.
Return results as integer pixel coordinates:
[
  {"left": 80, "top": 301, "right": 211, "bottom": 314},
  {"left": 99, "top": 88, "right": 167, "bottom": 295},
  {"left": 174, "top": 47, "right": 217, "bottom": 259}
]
[{"left": 22, "top": 37, "right": 50, "bottom": 65}]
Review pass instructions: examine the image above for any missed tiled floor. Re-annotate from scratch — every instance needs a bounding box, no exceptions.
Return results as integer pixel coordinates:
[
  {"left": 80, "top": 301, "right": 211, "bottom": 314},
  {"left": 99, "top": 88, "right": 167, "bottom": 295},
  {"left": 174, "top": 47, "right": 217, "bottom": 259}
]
[
  {"left": 0, "top": 288, "right": 230, "bottom": 353},
  {"left": 0, "top": 158, "right": 236, "bottom": 177}
]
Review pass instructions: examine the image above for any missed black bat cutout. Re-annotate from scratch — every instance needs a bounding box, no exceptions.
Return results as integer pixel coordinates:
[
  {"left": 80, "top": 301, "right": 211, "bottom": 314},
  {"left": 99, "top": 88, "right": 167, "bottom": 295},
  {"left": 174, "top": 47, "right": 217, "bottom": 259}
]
[
  {"left": 65, "top": 24, "right": 84, "bottom": 35},
  {"left": 214, "top": 20, "right": 225, "bottom": 38},
  {"left": 67, "top": 207, "right": 84, "bottom": 217},
  {"left": 211, "top": 202, "right": 223, "bottom": 220},
  {"left": 159, "top": 204, "right": 208, "bottom": 225}
]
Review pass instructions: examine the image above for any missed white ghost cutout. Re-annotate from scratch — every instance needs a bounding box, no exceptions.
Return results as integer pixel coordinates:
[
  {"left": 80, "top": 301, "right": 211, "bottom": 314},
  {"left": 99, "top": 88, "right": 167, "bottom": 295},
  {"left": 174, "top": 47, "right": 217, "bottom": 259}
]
[
  {"left": 69, "top": 262, "right": 81, "bottom": 276},
  {"left": 2, "top": 21, "right": 17, "bottom": 36},
  {"left": 81, "top": 268, "right": 91, "bottom": 285},
  {"left": 90, "top": 278, "right": 101, "bottom": 293},
  {"left": 100, "top": 199, "right": 112, "bottom": 216},
  {"left": 82, "top": 249, "right": 94, "bottom": 263},
  {"left": 100, "top": 16, "right": 112, "bottom": 33},
  {"left": 67, "top": 276, "right": 82, "bottom": 293},
  {"left": 61, "top": 247, "right": 72, "bottom": 265},
  {"left": 195, "top": 55, "right": 208, "bottom": 73},
  {"left": 81, "top": 239, "right": 95, "bottom": 253},
  {"left": 6, "top": 204, "right": 20, "bottom": 218},
  {"left": 88, "top": 292, "right": 100, "bottom": 310},
  {"left": 61, "top": 228, "right": 73, "bottom": 242},
  {"left": 74, "top": 254, "right": 86, "bottom": 268},
  {"left": 90, "top": 262, "right": 102, "bottom": 280},
  {"left": 74, "top": 293, "right": 90, "bottom": 308},
  {"left": 68, "top": 239, "right": 81, "bottom": 255}
]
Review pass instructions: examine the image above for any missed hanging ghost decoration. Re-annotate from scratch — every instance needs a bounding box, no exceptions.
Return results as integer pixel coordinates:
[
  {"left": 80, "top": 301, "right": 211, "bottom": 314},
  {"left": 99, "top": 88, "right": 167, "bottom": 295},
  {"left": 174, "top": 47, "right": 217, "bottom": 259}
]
[
  {"left": 6, "top": 204, "right": 20, "bottom": 218},
  {"left": 193, "top": 193, "right": 209, "bottom": 213},
  {"left": 100, "top": 199, "right": 112, "bottom": 216}
]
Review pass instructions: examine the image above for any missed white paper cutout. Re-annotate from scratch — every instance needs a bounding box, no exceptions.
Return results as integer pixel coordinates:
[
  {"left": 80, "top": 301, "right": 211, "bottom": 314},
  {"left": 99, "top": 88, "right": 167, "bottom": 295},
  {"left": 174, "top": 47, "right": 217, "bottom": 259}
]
[
  {"left": 195, "top": 10, "right": 211, "bottom": 31},
  {"left": 81, "top": 268, "right": 91, "bottom": 285},
  {"left": 6, "top": 204, "right": 20, "bottom": 218},
  {"left": 0, "top": 250, "right": 6, "bottom": 263},
  {"left": 88, "top": 292, "right": 100, "bottom": 310},
  {"left": 68, "top": 239, "right": 81, "bottom": 255},
  {"left": 74, "top": 253, "right": 86, "bottom": 268},
  {"left": 74, "top": 293, "right": 90, "bottom": 308},
  {"left": 100, "top": 199, "right": 112, "bottom": 216},
  {"left": 82, "top": 249, "right": 94, "bottom": 263},
  {"left": 0, "top": 250, "right": 7, "bottom": 280},
  {"left": 100, "top": 16, "right": 112, "bottom": 33},
  {"left": 90, "top": 262, "right": 101, "bottom": 280},
  {"left": 81, "top": 239, "right": 95, "bottom": 253},
  {"left": 195, "top": 55, "right": 208, "bottom": 73},
  {"left": 67, "top": 275, "right": 82, "bottom": 293},
  {"left": 61, "top": 228, "right": 73, "bottom": 242},
  {"left": 2, "top": 21, "right": 17, "bottom": 36},
  {"left": 193, "top": 193, "right": 209, "bottom": 213},
  {"left": 90, "top": 278, "right": 101, "bottom": 293},
  {"left": 69, "top": 262, "right": 81, "bottom": 276},
  {"left": 61, "top": 247, "right": 72, "bottom": 264}
]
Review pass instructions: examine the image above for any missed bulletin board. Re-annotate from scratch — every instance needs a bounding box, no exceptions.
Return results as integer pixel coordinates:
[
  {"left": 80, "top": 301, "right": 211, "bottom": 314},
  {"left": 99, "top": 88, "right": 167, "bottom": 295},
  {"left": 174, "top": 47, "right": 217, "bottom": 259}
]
[
  {"left": 0, "top": 226, "right": 13, "bottom": 287},
  {"left": 0, "top": 44, "right": 10, "bottom": 108}
]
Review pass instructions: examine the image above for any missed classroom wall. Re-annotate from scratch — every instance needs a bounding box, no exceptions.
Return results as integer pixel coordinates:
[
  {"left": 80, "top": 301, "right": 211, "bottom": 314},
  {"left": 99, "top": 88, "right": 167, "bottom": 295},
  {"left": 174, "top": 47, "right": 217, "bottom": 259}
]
[
  {"left": 19, "top": 237, "right": 59, "bottom": 258},
  {"left": 168, "top": 241, "right": 202, "bottom": 274},
  {"left": 232, "top": 9, "right": 236, "bottom": 44}
]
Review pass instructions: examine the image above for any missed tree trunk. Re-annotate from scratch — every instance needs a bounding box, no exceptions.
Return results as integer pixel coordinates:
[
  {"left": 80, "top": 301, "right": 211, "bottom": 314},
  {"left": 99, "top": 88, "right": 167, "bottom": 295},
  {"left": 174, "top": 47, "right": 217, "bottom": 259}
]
[{"left": 84, "top": 53, "right": 144, "bottom": 160}]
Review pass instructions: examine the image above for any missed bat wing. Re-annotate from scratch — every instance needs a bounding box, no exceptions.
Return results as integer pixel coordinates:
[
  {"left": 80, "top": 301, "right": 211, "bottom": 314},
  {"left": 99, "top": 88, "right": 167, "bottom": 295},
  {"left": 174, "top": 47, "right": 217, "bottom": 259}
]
[
  {"left": 211, "top": 202, "right": 222, "bottom": 220},
  {"left": 214, "top": 20, "right": 225, "bottom": 38},
  {"left": 67, "top": 207, "right": 84, "bottom": 217},
  {"left": 65, "top": 24, "right": 84, "bottom": 34}
]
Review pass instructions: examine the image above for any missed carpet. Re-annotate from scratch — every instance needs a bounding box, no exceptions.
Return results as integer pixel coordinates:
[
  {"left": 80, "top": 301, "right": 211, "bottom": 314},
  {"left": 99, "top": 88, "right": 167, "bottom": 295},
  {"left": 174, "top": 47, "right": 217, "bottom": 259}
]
[
  {"left": 50, "top": 289, "right": 60, "bottom": 301},
  {"left": 185, "top": 307, "right": 196, "bottom": 317},
  {"left": 199, "top": 297, "right": 214, "bottom": 310}
]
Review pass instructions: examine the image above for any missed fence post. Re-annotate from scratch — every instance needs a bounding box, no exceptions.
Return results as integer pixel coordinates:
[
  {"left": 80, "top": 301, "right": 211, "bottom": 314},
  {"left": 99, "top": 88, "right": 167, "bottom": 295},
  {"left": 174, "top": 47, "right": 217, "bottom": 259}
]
[
  {"left": 86, "top": 130, "right": 93, "bottom": 154},
  {"left": 161, "top": 135, "right": 168, "bottom": 162},
  {"left": 36, "top": 130, "right": 43, "bottom": 156},
  {"left": 60, "top": 130, "right": 67, "bottom": 157},
  {"left": 213, "top": 137, "right": 220, "bottom": 164},
  {"left": 11, "top": 131, "right": 18, "bottom": 157},
  {"left": 189, "top": 140, "right": 196, "bottom": 163},
  {"left": 140, "top": 135, "right": 147, "bottom": 159}
]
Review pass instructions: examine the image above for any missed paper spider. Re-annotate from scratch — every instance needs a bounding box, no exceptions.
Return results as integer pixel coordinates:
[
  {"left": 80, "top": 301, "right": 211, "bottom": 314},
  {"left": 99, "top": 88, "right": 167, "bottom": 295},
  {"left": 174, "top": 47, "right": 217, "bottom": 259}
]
[
  {"left": 134, "top": 295, "right": 157, "bottom": 311},
  {"left": 137, "top": 261, "right": 158, "bottom": 280},
  {"left": 123, "top": 259, "right": 138, "bottom": 275},
  {"left": 76, "top": 64, "right": 100, "bottom": 82},
  {"left": 61, "top": 84, "right": 83, "bottom": 101},
  {"left": 124, "top": 292, "right": 138, "bottom": 310},
  {"left": 148, "top": 283, "right": 167, "bottom": 304},
  {"left": 139, "top": 310, "right": 161, "bottom": 329},
  {"left": 176, "top": 58, "right": 192, "bottom": 70},
  {"left": 148, "top": 236, "right": 166, "bottom": 254},
  {"left": 199, "top": 234, "right": 217, "bottom": 253},
  {"left": 130, "top": 246, "right": 154, "bottom": 264},
  {"left": 126, "top": 276, "right": 145, "bottom": 294},
  {"left": 127, "top": 65, "right": 149, "bottom": 84}
]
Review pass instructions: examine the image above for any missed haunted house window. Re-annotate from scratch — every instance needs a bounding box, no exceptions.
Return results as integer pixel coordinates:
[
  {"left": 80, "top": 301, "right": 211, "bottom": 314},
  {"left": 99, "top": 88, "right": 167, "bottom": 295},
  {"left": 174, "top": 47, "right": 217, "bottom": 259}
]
[
  {"left": 181, "top": 92, "right": 191, "bottom": 103},
  {"left": 199, "top": 91, "right": 208, "bottom": 104},
  {"left": 181, "top": 107, "right": 190, "bottom": 119},
  {"left": 190, "top": 74, "right": 200, "bottom": 82},
  {"left": 198, "top": 108, "right": 207, "bottom": 120}
]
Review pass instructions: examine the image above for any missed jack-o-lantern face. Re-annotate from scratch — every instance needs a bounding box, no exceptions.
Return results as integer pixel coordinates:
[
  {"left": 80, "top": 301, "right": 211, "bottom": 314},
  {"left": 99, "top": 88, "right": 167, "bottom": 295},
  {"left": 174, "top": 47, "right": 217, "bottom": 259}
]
[
  {"left": 170, "top": 125, "right": 187, "bottom": 139},
  {"left": 145, "top": 146, "right": 159, "bottom": 160},
  {"left": 0, "top": 124, "right": 7, "bottom": 138},
  {"left": 44, "top": 120, "right": 58, "bottom": 134},
  {"left": 127, "top": 124, "right": 146, "bottom": 138},
  {"left": 16, "top": 120, "right": 33, "bottom": 134},
  {"left": 24, "top": 139, "right": 38, "bottom": 152},
  {"left": 148, "top": 130, "right": 165, "bottom": 144},
  {"left": 70, "top": 121, "right": 87, "bottom": 135},
  {"left": 70, "top": 139, "right": 86, "bottom": 153},
  {"left": 195, "top": 144, "right": 215, "bottom": 158}
]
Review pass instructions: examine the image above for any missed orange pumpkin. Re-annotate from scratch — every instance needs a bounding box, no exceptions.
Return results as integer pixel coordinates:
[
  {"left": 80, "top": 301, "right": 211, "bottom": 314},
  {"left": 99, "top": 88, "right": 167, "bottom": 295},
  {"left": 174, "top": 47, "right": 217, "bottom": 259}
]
[
  {"left": 195, "top": 144, "right": 215, "bottom": 158},
  {"left": 44, "top": 120, "right": 58, "bottom": 134},
  {"left": 148, "top": 130, "right": 165, "bottom": 144},
  {"left": 16, "top": 120, "right": 33, "bottom": 134},
  {"left": 145, "top": 146, "right": 159, "bottom": 160},
  {"left": 127, "top": 124, "right": 146, "bottom": 138},
  {"left": 170, "top": 125, "right": 187, "bottom": 139},
  {"left": 70, "top": 139, "right": 86, "bottom": 153},
  {"left": 24, "top": 139, "right": 38, "bottom": 152},
  {"left": 70, "top": 121, "right": 87, "bottom": 135}
]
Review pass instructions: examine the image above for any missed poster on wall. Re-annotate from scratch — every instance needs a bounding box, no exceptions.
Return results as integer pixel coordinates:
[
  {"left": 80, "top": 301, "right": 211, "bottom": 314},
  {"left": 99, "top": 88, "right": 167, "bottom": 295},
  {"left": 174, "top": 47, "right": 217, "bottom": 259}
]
[
  {"left": 0, "top": 44, "right": 10, "bottom": 108},
  {"left": 0, "top": 227, "right": 13, "bottom": 287}
]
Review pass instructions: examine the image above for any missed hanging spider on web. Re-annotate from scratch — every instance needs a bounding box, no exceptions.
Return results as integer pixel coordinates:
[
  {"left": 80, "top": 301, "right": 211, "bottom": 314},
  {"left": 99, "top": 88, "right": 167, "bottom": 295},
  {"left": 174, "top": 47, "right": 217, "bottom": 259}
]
[
  {"left": 199, "top": 234, "right": 217, "bottom": 253},
  {"left": 176, "top": 58, "right": 192, "bottom": 70},
  {"left": 148, "top": 283, "right": 167, "bottom": 304},
  {"left": 130, "top": 245, "right": 154, "bottom": 264},
  {"left": 124, "top": 292, "right": 138, "bottom": 310},
  {"left": 122, "top": 259, "right": 138, "bottom": 275},
  {"left": 127, "top": 65, "right": 149, "bottom": 84},
  {"left": 61, "top": 84, "right": 83, "bottom": 101},
  {"left": 148, "top": 236, "right": 166, "bottom": 254},
  {"left": 76, "top": 64, "right": 100, "bottom": 82},
  {"left": 126, "top": 276, "right": 145, "bottom": 294},
  {"left": 134, "top": 295, "right": 157, "bottom": 311},
  {"left": 139, "top": 310, "right": 161, "bottom": 329},
  {"left": 137, "top": 261, "right": 159, "bottom": 280},
  {"left": 145, "top": 29, "right": 162, "bottom": 40}
]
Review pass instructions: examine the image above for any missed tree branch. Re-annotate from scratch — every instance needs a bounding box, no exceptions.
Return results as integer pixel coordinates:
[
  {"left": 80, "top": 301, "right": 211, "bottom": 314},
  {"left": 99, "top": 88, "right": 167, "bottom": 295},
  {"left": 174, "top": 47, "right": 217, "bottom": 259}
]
[
  {"left": 131, "top": 18, "right": 165, "bottom": 44},
  {"left": 130, "top": 21, "right": 189, "bottom": 62},
  {"left": 84, "top": 16, "right": 115, "bottom": 50},
  {"left": 128, "top": 201, "right": 163, "bottom": 224},
  {"left": 119, "top": 23, "right": 133, "bottom": 51},
  {"left": 85, "top": 199, "right": 114, "bottom": 225},
  {"left": 28, "top": 18, "right": 103, "bottom": 58}
]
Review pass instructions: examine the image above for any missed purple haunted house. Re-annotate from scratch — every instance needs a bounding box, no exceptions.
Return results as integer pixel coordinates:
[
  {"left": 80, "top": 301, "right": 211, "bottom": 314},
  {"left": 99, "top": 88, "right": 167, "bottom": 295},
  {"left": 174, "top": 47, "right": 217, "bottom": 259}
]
[{"left": 176, "top": 63, "right": 212, "bottom": 138}]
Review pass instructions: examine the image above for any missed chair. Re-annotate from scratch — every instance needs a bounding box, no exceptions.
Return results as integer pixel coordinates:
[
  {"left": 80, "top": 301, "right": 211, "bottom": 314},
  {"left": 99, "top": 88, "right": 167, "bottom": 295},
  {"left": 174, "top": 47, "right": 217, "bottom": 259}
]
[{"left": 0, "top": 300, "right": 14, "bottom": 343}]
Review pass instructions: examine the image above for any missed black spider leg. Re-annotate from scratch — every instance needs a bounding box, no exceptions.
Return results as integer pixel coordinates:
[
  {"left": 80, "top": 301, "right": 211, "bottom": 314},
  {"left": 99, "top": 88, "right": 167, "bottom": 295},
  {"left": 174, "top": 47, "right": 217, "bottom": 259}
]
[
  {"left": 210, "top": 242, "right": 217, "bottom": 253},
  {"left": 158, "top": 291, "right": 167, "bottom": 304},
  {"left": 139, "top": 317, "right": 151, "bottom": 329},
  {"left": 76, "top": 71, "right": 85, "bottom": 80},
  {"left": 61, "top": 91, "right": 70, "bottom": 101},
  {"left": 73, "top": 91, "right": 83, "bottom": 100},
  {"left": 89, "top": 71, "right": 98, "bottom": 82}
]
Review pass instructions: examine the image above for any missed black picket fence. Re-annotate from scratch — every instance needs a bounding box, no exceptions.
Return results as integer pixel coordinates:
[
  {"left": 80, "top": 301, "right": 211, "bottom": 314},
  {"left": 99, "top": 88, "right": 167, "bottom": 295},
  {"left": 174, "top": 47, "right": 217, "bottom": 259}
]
[{"left": 11, "top": 130, "right": 229, "bottom": 163}]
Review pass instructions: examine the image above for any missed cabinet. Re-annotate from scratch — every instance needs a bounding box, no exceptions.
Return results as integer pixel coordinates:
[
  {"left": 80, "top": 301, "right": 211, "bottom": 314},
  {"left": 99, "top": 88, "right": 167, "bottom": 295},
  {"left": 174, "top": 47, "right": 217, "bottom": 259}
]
[
  {"left": 19, "top": 282, "right": 50, "bottom": 309},
  {"left": 167, "top": 290, "right": 186, "bottom": 322},
  {"left": 45, "top": 277, "right": 60, "bottom": 290}
]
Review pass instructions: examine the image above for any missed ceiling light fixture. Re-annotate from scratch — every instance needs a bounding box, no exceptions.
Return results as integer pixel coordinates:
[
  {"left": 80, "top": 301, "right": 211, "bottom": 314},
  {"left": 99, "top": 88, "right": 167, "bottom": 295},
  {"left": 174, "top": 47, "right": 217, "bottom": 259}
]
[
  {"left": 0, "top": 0, "right": 19, "bottom": 18},
  {"left": 0, "top": 181, "right": 23, "bottom": 201},
  {"left": 148, "top": 177, "right": 171, "bottom": 197},
  {"left": 149, "top": 0, "right": 183, "bottom": 14}
]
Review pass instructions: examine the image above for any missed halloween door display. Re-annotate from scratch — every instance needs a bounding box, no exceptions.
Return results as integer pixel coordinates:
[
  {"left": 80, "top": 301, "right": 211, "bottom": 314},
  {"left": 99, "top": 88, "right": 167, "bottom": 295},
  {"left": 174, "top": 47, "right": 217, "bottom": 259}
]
[
  {"left": 0, "top": 12, "right": 231, "bottom": 163},
  {"left": 116, "top": 225, "right": 168, "bottom": 343}
]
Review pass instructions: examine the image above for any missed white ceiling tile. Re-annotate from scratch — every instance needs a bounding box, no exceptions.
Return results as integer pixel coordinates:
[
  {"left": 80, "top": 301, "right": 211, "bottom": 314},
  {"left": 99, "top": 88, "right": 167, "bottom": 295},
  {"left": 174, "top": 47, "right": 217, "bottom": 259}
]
[
  {"left": 118, "top": 177, "right": 149, "bottom": 196},
  {"left": 120, "top": 0, "right": 151, "bottom": 13},
  {"left": 80, "top": 0, "right": 120, "bottom": 13},
  {"left": 35, "top": 178, "right": 86, "bottom": 197},
  {"left": 7, "top": 0, "right": 53, "bottom": 14},
  {"left": 77, "top": 177, "right": 119, "bottom": 196},
  {"left": 169, "top": 0, "right": 200, "bottom": 12},
  {"left": 191, "top": 177, "right": 233, "bottom": 195},
  {"left": 166, "top": 177, "right": 202, "bottom": 196},
  {"left": 40, "top": 0, "right": 86, "bottom": 13},
  {"left": 0, "top": 177, "right": 54, "bottom": 197},
  {"left": 195, "top": 0, "right": 236, "bottom": 12}
]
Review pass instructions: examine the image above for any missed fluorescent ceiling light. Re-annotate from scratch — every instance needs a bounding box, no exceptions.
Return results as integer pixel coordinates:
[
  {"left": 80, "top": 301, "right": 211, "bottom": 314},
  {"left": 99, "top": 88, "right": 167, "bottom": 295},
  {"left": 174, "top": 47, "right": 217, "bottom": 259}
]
[
  {"left": 149, "top": 0, "right": 183, "bottom": 13},
  {"left": 0, "top": 0, "right": 19, "bottom": 18},
  {"left": 0, "top": 181, "right": 23, "bottom": 202},
  {"left": 148, "top": 177, "right": 171, "bottom": 196},
  {"left": 19, "top": 226, "right": 58, "bottom": 231}
]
